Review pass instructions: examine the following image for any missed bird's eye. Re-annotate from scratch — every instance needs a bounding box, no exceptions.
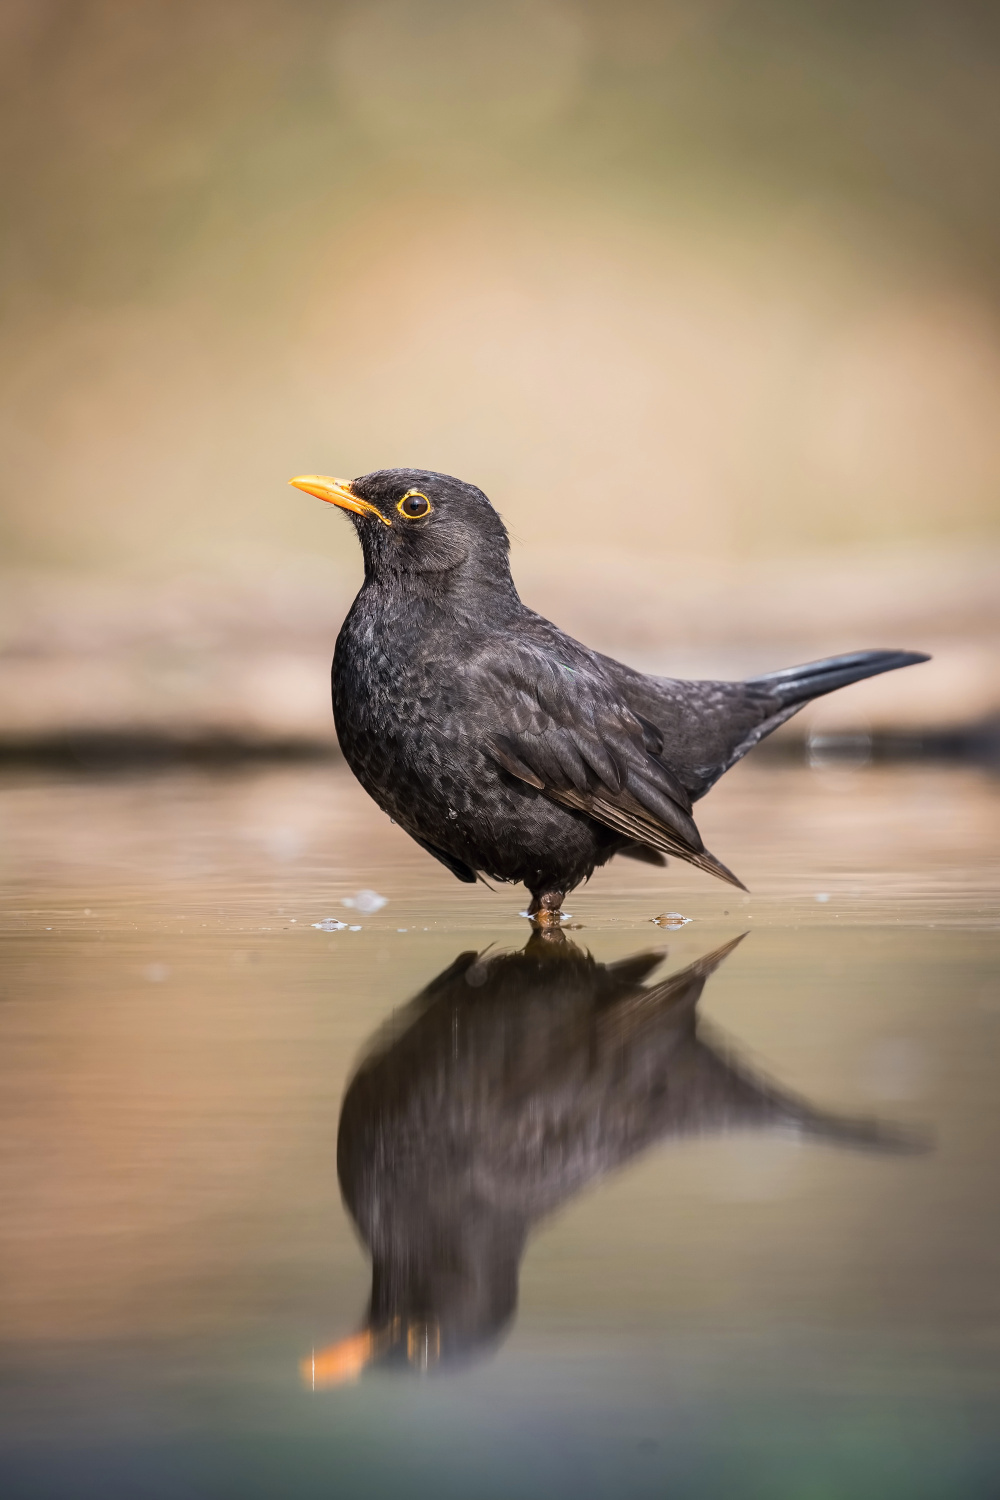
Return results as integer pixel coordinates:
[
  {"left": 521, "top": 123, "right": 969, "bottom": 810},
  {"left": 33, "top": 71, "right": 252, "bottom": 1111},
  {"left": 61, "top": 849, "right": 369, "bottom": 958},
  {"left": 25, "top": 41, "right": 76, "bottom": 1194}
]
[{"left": 397, "top": 490, "right": 432, "bottom": 519}]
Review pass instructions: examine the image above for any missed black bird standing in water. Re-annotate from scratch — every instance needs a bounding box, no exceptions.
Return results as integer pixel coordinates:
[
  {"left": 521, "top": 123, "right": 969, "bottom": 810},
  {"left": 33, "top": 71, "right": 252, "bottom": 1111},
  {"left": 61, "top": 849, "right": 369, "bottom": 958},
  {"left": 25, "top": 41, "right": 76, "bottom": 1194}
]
[
  {"left": 291, "top": 469, "right": 928, "bottom": 916},
  {"left": 308, "top": 932, "right": 918, "bottom": 1379}
]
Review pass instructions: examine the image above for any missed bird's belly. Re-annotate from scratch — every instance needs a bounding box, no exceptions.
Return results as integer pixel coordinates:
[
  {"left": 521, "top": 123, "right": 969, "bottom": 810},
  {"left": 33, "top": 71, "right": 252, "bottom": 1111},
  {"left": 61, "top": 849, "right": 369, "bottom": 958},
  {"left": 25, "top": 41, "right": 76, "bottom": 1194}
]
[
  {"left": 337, "top": 712, "right": 608, "bottom": 889},
  {"left": 332, "top": 632, "right": 621, "bottom": 890}
]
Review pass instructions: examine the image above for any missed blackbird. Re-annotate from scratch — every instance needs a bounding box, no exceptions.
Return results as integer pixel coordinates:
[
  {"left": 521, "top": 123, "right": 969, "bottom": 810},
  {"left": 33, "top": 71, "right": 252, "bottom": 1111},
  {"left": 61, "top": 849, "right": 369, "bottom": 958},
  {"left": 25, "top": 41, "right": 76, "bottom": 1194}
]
[
  {"left": 308, "top": 931, "right": 918, "bottom": 1379},
  {"left": 290, "top": 469, "right": 929, "bottom": 913}
]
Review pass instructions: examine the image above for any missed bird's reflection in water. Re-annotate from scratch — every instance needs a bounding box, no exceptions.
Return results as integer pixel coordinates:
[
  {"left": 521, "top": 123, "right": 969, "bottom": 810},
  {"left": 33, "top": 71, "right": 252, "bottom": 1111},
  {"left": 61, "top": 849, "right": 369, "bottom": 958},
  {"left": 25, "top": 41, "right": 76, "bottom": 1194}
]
[{"left": 308, "top": 931, "right": 918, "bottom": 1384}]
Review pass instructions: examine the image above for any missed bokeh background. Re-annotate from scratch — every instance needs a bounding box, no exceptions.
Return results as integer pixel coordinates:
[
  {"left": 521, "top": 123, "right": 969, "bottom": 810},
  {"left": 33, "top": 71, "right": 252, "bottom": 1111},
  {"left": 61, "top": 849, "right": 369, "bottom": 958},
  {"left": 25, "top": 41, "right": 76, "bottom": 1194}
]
[{"left": 1, "top": 0, "right": 998, "bottom": 756}]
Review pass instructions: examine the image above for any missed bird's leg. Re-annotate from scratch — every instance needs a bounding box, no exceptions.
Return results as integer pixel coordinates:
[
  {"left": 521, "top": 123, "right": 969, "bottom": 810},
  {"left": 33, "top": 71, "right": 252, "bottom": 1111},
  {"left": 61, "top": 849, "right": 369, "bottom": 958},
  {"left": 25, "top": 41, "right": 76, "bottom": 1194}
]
[{"left": 527, "top": 889, "right": 565, "bottom": 927}]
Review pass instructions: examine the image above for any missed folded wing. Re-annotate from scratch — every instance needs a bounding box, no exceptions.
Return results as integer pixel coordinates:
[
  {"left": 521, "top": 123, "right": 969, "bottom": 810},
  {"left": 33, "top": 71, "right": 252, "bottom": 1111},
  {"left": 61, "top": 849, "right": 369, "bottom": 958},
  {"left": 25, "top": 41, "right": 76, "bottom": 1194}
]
[{"left": 474, "top": 643, "right": 747, "bottom": 890}]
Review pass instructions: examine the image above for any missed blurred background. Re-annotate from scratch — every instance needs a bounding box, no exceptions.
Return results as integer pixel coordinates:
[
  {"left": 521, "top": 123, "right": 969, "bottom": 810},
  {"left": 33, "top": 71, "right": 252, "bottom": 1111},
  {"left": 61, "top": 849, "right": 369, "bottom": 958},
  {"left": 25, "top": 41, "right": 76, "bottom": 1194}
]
[
  {"left": 1, "top": 0, "right": 998, "bottom": 760},
  {"left": 2, "top": 16, "right": 999, "bottom": 1491}
]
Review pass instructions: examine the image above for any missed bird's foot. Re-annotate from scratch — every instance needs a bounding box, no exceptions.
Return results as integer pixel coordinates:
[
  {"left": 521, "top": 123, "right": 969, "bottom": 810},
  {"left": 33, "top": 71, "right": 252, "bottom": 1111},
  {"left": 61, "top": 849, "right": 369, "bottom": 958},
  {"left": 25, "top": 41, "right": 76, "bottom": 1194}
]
[
  {"left": 526, "top": 890, "right": 566, "bottom": 928},
  {"left": 532, "top": 909, "right": 564, "bottom": 928}
]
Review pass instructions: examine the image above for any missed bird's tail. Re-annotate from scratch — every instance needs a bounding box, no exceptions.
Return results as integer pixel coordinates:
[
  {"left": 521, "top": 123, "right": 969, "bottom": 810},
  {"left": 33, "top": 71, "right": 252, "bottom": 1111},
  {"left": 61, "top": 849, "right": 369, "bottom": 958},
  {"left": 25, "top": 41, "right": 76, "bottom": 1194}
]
[
  {"left": 745, "top": 649, "right": 930, "bottom": 709},
  {"left": 657, "top": 647, "right": 931, "bottom": 803},
  {"left": 792, "top": 1106, "right": 930, "bottom": 1155}
]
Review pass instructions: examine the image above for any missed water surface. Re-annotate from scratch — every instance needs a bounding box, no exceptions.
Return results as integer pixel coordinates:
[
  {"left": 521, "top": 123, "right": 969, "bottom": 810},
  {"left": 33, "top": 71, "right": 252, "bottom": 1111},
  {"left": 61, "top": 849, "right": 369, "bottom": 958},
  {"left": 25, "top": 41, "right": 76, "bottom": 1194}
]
[{"left": 1, "top": 761, "right": 998, "bottom": 1498}]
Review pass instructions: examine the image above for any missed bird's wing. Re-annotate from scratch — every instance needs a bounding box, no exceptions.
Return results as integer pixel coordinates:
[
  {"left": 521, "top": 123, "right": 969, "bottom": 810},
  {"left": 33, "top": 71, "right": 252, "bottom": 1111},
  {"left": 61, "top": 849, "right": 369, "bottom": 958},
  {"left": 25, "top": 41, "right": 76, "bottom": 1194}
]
[{"left": 476, "top": 642, "right": 746, "bottom": 889}]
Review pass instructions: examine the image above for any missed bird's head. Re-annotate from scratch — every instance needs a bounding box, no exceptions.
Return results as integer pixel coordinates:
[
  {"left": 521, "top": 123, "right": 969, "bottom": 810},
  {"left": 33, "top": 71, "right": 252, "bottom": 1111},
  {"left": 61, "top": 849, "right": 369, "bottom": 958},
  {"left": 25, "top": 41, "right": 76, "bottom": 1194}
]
[{"left": 290, "top": 468, "right": 513, "bottom": 589}]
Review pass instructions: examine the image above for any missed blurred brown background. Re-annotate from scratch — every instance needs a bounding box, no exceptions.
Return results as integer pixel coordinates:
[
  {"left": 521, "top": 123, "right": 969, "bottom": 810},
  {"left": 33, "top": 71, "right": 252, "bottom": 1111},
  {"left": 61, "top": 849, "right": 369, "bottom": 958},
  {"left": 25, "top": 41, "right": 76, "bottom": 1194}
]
[{"left": 1, "top": 0, "right": 998, "bottom": 756}]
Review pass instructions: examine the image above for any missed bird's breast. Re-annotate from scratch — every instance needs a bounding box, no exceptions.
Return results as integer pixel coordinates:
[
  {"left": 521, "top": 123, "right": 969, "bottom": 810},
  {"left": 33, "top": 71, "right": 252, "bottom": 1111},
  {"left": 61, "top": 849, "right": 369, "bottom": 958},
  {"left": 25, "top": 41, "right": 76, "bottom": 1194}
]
[{"left": 333, "top": 600, "right": 477, "bottom": 788}]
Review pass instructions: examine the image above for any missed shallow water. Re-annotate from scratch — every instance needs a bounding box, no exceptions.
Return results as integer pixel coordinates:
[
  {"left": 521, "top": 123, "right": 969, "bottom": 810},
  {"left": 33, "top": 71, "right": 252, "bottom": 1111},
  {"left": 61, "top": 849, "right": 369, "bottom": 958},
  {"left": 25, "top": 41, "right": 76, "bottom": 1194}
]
[{"left": 1, "top": 760, "right": 998, "bottom": 1499}]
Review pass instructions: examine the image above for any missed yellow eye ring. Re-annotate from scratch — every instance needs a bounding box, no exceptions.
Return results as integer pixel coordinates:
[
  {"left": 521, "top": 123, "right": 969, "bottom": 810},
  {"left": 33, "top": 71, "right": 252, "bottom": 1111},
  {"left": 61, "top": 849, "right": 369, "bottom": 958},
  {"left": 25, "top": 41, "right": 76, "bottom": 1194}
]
[{"left": 397, "top": 490, "right": 432, "bottom": 520}]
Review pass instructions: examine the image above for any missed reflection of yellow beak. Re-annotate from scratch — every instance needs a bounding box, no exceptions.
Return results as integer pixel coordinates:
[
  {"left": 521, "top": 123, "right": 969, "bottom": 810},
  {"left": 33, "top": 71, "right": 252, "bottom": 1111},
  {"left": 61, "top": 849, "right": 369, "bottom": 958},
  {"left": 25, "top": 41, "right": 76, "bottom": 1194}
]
[
  {"left": 289, "top": 474, "right": 391, "bottom": 526},
  {"left": 302, "top": 1331, "right": 374, "bottom": 1388}
]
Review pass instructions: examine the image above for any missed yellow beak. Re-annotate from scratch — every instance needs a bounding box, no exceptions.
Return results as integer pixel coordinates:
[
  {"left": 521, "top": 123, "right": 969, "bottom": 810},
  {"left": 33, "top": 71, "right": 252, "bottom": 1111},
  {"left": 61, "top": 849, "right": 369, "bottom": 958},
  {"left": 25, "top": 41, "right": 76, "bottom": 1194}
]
[{"left": 289, "top": 474, "right": 391, "bottom": 526}]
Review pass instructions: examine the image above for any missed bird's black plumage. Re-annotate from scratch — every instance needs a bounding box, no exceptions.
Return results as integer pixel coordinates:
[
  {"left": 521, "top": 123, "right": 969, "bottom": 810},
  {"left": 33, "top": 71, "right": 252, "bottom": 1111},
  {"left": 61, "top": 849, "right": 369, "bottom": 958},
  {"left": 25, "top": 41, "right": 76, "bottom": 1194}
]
[
  {"left": 324, "top": 931, "right": 920, "bottom": 1374},
  {"left": 295, "top": 467, "right": 929, "bottom": 910}
]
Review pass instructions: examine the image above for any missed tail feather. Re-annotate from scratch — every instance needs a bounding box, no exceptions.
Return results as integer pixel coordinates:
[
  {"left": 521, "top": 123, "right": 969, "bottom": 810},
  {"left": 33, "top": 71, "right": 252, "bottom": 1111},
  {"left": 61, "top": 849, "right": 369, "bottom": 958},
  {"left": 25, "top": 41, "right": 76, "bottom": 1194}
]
[
  {"left": 618, "top": 646, "right": 930, "bottom": 803},
  {"left": 746, "top": 649, "right": 930, "bottom": 710}
]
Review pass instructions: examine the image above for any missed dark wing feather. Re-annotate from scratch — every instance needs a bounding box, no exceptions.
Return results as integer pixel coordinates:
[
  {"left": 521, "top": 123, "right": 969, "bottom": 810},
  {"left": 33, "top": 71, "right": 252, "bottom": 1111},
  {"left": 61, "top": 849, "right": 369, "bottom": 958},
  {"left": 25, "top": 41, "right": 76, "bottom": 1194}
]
[{"left": 478, "top": 644, "right": 747, "bottom": 890}]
